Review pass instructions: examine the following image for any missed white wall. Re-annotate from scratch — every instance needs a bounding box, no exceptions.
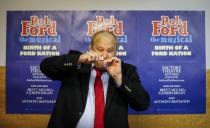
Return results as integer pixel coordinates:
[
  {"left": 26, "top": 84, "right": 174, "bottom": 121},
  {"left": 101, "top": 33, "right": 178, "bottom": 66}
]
[{"left": 0, "top": 0, "right": 209, "bottom": 68}]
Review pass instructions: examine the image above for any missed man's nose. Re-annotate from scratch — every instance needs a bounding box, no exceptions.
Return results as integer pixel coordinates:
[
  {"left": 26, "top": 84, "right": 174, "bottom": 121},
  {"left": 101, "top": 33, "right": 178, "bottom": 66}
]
[{"left": 102, "top": 52, "right": 108, "bottom": 59}]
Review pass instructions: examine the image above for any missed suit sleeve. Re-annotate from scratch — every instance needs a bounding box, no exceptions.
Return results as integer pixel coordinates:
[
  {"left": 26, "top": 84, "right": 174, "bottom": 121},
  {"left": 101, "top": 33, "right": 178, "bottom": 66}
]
[
  {"left": 40, "top": 50, "right": 82, "bottom": 81},
  {"left": 118, "top": 65, "right": 150, "bottom": 111}
]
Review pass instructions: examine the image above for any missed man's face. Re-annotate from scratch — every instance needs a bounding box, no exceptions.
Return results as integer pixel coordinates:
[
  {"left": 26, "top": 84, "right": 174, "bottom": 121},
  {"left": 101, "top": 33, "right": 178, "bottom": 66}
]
[{"left": 91, "top": 36, "right": 116, "bottom": 70}]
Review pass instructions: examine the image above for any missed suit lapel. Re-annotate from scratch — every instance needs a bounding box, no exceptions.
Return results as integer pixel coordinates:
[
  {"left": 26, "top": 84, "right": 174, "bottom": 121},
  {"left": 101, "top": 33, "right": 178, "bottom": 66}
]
[
  {"left": 105, "top": 77, "right": 116, "bottom": 113},
  {"left": 79, "top": 64, "right": 91, "bottom": 108}
]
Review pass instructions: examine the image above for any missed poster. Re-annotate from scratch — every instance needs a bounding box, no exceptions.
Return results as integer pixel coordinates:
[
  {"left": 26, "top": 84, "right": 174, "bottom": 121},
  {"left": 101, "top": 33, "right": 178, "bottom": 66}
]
[{"left": 6, "top": 11, "right": 206, "bottom": 114}]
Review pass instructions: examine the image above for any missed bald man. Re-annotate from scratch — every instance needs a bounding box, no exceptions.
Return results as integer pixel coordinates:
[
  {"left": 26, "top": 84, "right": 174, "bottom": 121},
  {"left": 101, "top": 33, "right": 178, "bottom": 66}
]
[{"left": 40, "top": 31, "right": 150, "bottom": 128}]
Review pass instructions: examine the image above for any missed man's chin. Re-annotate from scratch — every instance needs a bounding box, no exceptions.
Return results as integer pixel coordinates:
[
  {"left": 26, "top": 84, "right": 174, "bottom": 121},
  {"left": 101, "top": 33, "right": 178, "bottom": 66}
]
[{"left": 94, "top": 62, "right": 106, "bottom": 71}]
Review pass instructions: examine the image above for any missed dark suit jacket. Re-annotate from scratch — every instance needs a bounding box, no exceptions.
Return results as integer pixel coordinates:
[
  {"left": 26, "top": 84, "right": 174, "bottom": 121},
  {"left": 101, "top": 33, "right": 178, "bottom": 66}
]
[{"left": 40, "top": 50, "right": 150, "bottom": 128}]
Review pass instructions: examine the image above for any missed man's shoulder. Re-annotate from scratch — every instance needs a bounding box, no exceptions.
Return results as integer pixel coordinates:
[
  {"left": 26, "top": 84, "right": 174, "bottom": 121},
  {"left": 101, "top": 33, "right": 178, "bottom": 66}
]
[
  {"left": 121, "top": 61, "right": 136, "bottom": 70},
  {"left": 68, "top": 50, "right": 82, "bottom": 55}
]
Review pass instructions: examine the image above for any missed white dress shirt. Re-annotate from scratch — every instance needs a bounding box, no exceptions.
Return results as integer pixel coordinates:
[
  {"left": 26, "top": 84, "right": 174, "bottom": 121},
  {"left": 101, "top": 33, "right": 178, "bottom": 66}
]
[{"left": 76, "top": 68, "right": 109, "bottom": 128}]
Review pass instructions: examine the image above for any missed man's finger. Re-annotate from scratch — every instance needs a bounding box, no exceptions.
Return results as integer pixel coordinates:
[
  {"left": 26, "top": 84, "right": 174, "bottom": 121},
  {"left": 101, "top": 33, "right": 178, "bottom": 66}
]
[
  {"left": 103, "top": 57, "right": 119, "bottom": 67},
  {"left": 103, "top": 57, "right": 118, "bottom": 63},
  {"left": 114, "top": 58, "right": 121, "bottom": 63},
  {"left": 89, "top": 50, "right": 101, "bottom": 61}
]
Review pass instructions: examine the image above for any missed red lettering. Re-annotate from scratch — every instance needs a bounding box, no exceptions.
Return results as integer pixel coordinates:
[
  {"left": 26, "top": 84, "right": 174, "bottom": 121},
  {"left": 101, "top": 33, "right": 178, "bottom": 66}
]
[
  {"left": 47, "top": 22, "right": 57, "bottom": 36},
  {"left": 38, "top": 26, "right": 47, "bottom": 36},
  {"left": 44, "top": 16, "right": 50, "bottom": 25},
  {"left": 96, "top": 16, "right": 104, "bottom": 23},
  {"left": 113, "top": 21, "right": 124, "bottom": 36},
  {"left": 30, "top": 26, "right": 38, "bottom": 36},
  {"left": 160, "top": 27, "right": 169, "bottom": 36},
  {"left": 152, "top": 21, "right": 160, "bottom": 36},
  {"left": 31, "top": 16, "right": 38, "bottom": 25},
  {"left": 87, "top": 21, "right": 96, "bottom": 36},
  {"left": 21, "top": 21, "right": 29, "bottom": 36},
  {"left": 161, "top": 16, "right": 169, "bottom": 26},
  {"left": 178, "top": 21, "right": 189, "bottom": 36},
  {"left": 152, "top": 16, "right": 189, "bottom": 36},
  {"left": 168, "top": 26, "right": 177, "bottom": 36},
  {"left": 21, "top": 16, "right": 58, "bottom": 36}
]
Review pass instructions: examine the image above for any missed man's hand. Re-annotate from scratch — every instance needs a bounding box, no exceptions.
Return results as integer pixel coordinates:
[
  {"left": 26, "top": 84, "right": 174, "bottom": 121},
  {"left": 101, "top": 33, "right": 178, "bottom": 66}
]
[
  {"left": 104, "top": 57, "right": 122, "bottom": 86},
  {"left": 78, "top": 52, "right": 122, "bottom": 86},
  {"left": 78, "top": 50, "right": 102, "bottom": 64}
]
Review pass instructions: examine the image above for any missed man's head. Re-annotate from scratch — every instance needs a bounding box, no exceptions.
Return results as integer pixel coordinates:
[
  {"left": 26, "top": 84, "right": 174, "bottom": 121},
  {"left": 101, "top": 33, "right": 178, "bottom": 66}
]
[{"left": 90, "top": 31, "right": 117, "bottom": 69}]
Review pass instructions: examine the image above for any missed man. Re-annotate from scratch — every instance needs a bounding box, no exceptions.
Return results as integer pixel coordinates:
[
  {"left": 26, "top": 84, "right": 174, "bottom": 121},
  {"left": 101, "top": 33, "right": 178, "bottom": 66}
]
[{"left": 40, "top": 31, "right": 150, "bottom": 128}]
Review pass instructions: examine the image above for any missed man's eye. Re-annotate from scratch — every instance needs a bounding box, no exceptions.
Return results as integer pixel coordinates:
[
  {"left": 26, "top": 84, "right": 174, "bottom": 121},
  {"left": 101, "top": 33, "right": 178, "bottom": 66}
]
[
  {"left": 97, "top": 49, "right": 103, "bottom": 52},
  {"left": 108, "top": 49, "right": 114, "bottom": 53}
]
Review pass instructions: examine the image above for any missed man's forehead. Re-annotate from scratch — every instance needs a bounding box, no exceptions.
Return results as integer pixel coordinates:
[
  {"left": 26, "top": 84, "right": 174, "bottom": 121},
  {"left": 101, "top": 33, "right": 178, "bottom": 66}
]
[
  {"left": 94, "top": 36, "right": 116, "bottom": 45},
  {"left": 94, "top": 42, "right": 115, "bottom": 48},
  {"left": 93, "top": 32, "right": 116, "bottom": 41},
  {"left": 94, "top": 39, "right": 116, "bottom": 47}
]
